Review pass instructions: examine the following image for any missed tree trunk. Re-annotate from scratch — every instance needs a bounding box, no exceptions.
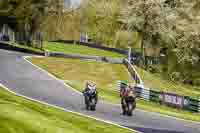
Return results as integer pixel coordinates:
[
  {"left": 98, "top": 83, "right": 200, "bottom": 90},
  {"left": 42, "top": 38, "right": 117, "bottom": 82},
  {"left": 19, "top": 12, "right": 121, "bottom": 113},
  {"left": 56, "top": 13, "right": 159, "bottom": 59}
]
[
  {"left": 142, "top": 0, "right": 148, "bottom": 69},
  {"left": 140, "top": 32, "right": 146, "bottom": 69}
]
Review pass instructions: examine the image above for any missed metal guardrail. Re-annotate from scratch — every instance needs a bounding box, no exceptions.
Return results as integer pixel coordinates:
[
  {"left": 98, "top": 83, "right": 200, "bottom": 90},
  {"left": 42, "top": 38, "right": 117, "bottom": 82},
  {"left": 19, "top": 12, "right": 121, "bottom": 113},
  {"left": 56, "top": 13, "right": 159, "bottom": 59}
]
[
  {"left": 199, "top": 101, "right": 200, "bottom": 112},
  {"left": 45, "top": 51, "right": 124, "bottom": 64},
  {"left": 0, "top": 41, "right": 44, "bottom": 55},
  {"left": 52, "top": 40, "right": 128, "bottom": 55},
  {"left": 123, "top": 59, "right": 143, "bottom": 84},
  {"left": 122, "top": 59, "right": 200, "bottom": 113},
  {"left": 128, "top": 83, "right": 200, "bottom": 112}
]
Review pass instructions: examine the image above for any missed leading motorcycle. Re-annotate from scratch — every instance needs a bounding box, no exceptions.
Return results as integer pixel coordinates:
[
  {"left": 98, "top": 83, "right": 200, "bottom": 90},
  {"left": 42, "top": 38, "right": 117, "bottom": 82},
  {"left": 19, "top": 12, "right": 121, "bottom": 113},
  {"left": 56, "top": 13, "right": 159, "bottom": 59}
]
[{"left": 83, "top": 84, "right": 98, "bottom": 111}]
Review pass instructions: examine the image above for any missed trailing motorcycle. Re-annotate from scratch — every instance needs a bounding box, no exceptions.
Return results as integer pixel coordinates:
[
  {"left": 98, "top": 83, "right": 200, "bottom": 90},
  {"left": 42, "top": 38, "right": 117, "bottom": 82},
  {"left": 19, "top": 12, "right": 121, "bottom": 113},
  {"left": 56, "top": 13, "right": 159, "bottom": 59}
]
[
  {"left": 121, "top": 90, "right": 136, "bottom": 116},
  {"left": 119, "top": 81, "right": 137, "bottom": 116}
]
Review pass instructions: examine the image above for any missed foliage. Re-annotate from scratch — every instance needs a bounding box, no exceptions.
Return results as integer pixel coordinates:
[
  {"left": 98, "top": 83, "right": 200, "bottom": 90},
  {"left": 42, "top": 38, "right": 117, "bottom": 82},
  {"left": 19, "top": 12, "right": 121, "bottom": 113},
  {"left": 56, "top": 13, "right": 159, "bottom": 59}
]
[
  {"left": 121, "top": 0, "right": 175, "bottom": 49},
  {"left": 9, "top": 0, "right": 48, "bottom": 30},
  {"left": 119, "top": 0, "right": 200, "bottom": 86},
  {"left": 80, "top": 0, "right": 121, "bottom": 47},
  {"left": 165, "top": 0, "right": 200, "bottom": 85},
  {"left": 41, "top": 9, "right": 81, "bottom": 40},
  {"left": 135, "top": 66, "right": 200, "bottom": 99},
  {"left": 114, "top": 31, "right": 140, "bottom": 48},
  {"left": 4, "top": 0, "right": 67, "bottom": 43}
]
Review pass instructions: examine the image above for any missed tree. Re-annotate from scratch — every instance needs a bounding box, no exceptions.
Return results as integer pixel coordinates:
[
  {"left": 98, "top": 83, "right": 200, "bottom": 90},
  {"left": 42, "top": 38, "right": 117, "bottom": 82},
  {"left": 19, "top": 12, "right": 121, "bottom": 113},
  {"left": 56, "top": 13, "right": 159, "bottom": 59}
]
[
  {"left": 80, "top": 0, "right": 121, "bottom": 46},
  {"left": 6, "top": 0, "right": 74, "bottom": 47},
  {"left": 166, "top": 0, "right": 200, "bottom": 85},
  {"left": 121, "top": 0, "right": 200, "bottom": 86},
  {"left": 121, "top": 0, "right": 175, "bottom": 68},
  {"left": 41, "top": 8, "right": 81, "bottom": 41}
]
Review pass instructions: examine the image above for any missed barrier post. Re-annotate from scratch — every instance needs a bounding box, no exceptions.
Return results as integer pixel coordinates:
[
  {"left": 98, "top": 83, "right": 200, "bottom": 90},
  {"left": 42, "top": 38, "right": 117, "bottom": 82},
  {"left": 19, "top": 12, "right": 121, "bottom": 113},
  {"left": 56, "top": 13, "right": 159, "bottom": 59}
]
[
  {"left": 199, "top": 99, "right": 200, "bottom": 113},
  {"left": 45, "top": 50, "right": 50, "bottom": 57},
  {"left": 128, "top": 47, "right": 131, "bottom": 63}
]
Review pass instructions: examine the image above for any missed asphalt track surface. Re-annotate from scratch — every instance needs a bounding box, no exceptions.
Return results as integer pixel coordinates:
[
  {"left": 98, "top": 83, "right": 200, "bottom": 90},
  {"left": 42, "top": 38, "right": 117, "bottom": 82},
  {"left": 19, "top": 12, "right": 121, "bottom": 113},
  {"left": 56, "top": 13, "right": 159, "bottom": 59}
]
[{"left": 0, "top": 49, "right": 200, "bottom": 133}]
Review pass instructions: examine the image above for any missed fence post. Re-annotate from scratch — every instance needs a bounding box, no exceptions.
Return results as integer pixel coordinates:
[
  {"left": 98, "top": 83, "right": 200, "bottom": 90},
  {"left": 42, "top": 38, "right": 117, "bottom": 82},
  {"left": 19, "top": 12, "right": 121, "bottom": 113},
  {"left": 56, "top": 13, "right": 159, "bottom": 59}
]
[
  {"left": 128, "top": 47, "right": 131, "bottom": 63},
  {"left": 199, "top": 99, "right": 200, "bottom": 113},
  {"left": 142, "top": 87, "right": 150, "bottom": 101},
  {"left": 45, "top": 50, "right": 50, "bottom": 57}
]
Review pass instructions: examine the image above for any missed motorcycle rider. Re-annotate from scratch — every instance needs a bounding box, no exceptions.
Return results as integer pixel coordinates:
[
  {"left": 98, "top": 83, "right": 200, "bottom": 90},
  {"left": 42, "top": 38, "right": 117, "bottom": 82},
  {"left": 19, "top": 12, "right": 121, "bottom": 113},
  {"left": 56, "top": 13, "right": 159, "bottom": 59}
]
[
  {"left": 83, "top": 81, "right": 91, "bottom": 95},
  {"left": 83, "top": 81, "right": 97, "bottom": 95},
  {"left": 120, "top": 83, "right": 136, "bottom": 98},
  {"left": 120, "top": 82, "right": 136, "bottom": 115},
  {"left": 83, "top": 81, "right": 98, "bottom": 110}
]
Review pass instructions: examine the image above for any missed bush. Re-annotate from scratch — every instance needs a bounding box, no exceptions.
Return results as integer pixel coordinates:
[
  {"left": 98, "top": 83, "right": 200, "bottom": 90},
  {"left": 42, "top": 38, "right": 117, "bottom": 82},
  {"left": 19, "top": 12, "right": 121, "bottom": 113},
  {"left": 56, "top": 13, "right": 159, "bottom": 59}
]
[
  {"left": 169, "top": 72, "right": 182, "bottom": 81},
  {"left": 147, "top": 65, "right": 162, "bottom": 74},
  {"left": 193, "top": 79, "right": 200, "bottom": 86}
]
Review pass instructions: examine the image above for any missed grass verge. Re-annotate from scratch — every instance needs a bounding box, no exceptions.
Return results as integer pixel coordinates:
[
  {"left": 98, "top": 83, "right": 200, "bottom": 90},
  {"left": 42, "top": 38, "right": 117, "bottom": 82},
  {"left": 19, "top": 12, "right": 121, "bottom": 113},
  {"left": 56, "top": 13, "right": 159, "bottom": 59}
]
[
  {"left": 29, "top": 57, "right": 200, "bottom": 122},
  {"left": 135, "top": 67, "right": 200, "bottom": 99},
  {"left": 44, "top": 42, "right": 126, "bottom": 58},
  {"left": 0, "top": 86, "right": 135, "bottom": 133}
]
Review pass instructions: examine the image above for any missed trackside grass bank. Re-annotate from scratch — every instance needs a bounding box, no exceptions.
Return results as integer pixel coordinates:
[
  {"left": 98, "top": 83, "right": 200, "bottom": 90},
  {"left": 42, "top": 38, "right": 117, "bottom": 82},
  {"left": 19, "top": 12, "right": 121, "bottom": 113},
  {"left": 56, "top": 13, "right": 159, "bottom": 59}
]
[
  {"left": 0, "top": 86, "right": 135, "bottom": 133},
  {"left": 29, "top": 57, "right": 200, "bottom": 122},
  {"left": 0, "top": 41, "right": 125, "bottom": 58},
  {"left": 135, "top": 67, "right": 200, "bottom": 99},
  {"left": 44, "top": 42, "right": 126, "bottom": 58}
]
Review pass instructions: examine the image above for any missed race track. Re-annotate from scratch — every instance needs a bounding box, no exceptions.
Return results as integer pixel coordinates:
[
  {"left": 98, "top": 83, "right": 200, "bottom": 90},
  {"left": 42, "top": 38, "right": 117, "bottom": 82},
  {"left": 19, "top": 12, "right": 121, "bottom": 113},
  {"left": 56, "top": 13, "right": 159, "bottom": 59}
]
[{"left": 0, "top": 49, "right": 199, "bottom": 133}]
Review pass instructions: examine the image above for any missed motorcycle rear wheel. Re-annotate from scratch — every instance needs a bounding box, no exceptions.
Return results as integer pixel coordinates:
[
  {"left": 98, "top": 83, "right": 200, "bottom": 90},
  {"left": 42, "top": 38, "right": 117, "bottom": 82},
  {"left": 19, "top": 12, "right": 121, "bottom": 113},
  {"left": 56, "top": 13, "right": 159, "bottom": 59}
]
[{"left": 90, "top": 105, "right": 96, "bottom": 111}]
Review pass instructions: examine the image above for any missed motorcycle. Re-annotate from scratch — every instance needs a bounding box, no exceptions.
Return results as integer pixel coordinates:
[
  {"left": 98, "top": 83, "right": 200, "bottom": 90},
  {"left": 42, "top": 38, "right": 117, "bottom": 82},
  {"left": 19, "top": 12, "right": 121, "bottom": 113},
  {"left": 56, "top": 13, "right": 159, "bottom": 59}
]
[
  {"left": 121, "top": 90, "right": 136, "bottom": 116},
  {"left": 83, "top": 85, "right": 98, "bottom": 111}
]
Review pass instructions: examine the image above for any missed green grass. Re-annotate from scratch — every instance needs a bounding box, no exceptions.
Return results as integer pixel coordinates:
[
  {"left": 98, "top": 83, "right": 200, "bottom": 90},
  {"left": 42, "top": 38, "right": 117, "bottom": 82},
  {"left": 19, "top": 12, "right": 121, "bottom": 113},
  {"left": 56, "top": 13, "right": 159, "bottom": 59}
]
[
  {"left": 137, "top": 99, "right": 200, "bottom": 121},
  {"left": 0, "top": 41, "right": 125, "bottom": 58},
  {"left": 44, "top": 42, "right": 126, "bottom": 58},
  {"left": 135, "top": 67, "right": 200, "bottom": 99},
  {"left": 0, "top": 86, "right": 134, "bottom": 133},
  {"left": 30, "top": 57, "right": 132, "bottom": 103},
  {"left": 29, "top": 57, "right": 200, "bottom": 122}
]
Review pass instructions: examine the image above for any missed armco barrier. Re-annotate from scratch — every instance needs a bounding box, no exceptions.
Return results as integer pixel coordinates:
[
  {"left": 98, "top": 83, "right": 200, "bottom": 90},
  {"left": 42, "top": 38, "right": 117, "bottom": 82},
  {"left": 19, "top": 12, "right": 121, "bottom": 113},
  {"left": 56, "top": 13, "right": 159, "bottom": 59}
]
[
  {"left": 52, "top": 40, "right": 128, "bottom": 55},
  {"left": 149, "top": 90, "right": 161, "bottom": 103},
  {"left": 45, "top": 51, "right": 123, "bottom": 64},
  {"left": 122, "top": 59, "right": 200, "bottom": 112},
  {"left": 162, "top": 93, "right": 184, "bottom": 108},
  {"left": 141, "top": 87, "right": 150, "bottom": 101},
  {"left": 120, "top": 82, "right": 200, "bottom": 113},
  {"left": 150, "top": 89, "right": 200, "bottom": 112},
  {"left": 0, "top": 41, "right": 44, "bottom": 55},
  {"left": 123, "top": 59, "right": 143, "bottom": 84},
  {"left": 199, "top": 99, "right": 200, "bottom": 112},
  {"left": 183, "top": 96, "right": 200, "bottom": 112}
]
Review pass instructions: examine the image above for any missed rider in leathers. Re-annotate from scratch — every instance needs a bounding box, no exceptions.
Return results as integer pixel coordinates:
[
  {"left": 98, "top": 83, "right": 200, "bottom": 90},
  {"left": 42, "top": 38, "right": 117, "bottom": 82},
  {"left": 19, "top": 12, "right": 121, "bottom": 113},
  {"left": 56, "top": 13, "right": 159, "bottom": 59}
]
[
  {"left": 120, "top": 84, "right": 136, "bottom": 115},
  {"left": 83, "top": 81, "right": 98, "bottom": 104}
]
